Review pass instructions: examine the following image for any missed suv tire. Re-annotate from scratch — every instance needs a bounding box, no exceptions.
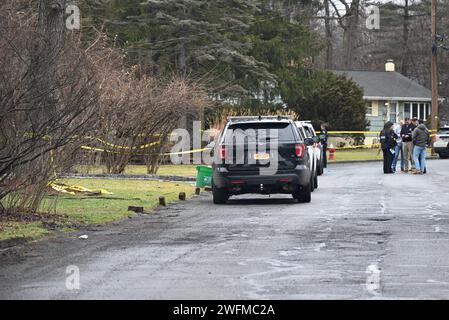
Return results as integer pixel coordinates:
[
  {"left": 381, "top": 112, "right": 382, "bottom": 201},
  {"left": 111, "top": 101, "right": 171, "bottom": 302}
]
[
  {"left": 314, "top": 170, "right": 318, "bottom": 189},
  {"left": 292, "top": 179, "right": 312, "bottom": 203},
  {"left": 213, "top": 185, "right": 229, "bottom": 204}
]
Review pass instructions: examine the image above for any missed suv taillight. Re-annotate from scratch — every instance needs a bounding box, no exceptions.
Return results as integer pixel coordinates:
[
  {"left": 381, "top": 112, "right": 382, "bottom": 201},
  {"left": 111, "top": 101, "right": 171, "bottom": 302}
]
[
  {"left": 219, "top": 145, "right": 227, "bottom": 160},
  {"left": 295, "top": 143, "right": 305, "bottom": 158}
]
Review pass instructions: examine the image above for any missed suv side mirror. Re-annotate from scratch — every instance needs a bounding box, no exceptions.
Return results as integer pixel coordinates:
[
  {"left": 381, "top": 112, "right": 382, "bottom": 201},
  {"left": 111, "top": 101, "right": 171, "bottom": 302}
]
[
  {"left": 312, "top": 136, "right": 320, "bottom": 143},
  {"left": 304, "top": 138, "right": 314, "bottom": 146}
]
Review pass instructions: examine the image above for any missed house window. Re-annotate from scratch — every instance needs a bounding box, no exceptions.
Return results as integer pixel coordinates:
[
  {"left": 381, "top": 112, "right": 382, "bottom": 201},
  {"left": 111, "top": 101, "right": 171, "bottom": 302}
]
[
  {"left": 366, "top": 102, "right": 373, "bottom": 115},
  {"left": 404, "top": 103, "right": 411, "bottom": 119},
  {"left": 389, "top": 102, "right": 397, "bottom": 123},
  {"left": 419, "top": 103, "right": 425, "bottom": 120},
  {"left": 405, "top": 102, "right": 431, "bottom": 120},
  {"left": 412, "top": 103, "right": 419, "bottom": 118}
]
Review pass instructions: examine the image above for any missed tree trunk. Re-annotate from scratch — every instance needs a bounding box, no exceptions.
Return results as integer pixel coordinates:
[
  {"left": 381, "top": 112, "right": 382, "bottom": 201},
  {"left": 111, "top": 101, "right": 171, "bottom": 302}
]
[
  {"left": 342, "top": 0, "right": 359, "bottom": 69},
  {"left": 401, "top": 0, "right": 410, "bottom": 75},
  {"left": 324, "top": 0, "right": 333, "bottom": 69},
  {"left": 39, "top": 0, "right": 66, "bottom": 40},
  {"left": 179, "top": 43, "right": 187, "bottom": 75}
]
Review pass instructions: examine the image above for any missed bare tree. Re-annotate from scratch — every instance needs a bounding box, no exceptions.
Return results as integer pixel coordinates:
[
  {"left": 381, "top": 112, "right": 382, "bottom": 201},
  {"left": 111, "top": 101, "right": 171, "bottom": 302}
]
[
  {"left": 324, "top": 0, "right": 334, "bottom": 68},
  {"left": 86, "top": 45, "right": 208, "bottom": 174},
  {"left": 0, "top": 0, "right": 98, "bottom": 213},
  {"left": 328, "top": 0, "right": 361, "bottom": 69}
]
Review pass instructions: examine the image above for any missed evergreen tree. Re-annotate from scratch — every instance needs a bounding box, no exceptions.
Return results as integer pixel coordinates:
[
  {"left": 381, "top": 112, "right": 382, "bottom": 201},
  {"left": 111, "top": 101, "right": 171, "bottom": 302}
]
[{"left": 98, "top": 0, "right": 276, "bottom": 102}]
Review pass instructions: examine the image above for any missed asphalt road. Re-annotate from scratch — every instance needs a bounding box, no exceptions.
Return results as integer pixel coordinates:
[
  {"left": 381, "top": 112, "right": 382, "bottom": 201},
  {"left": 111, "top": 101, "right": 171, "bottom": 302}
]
[{"left": 1, "top": 161, "right": 449, "bottom": 299}]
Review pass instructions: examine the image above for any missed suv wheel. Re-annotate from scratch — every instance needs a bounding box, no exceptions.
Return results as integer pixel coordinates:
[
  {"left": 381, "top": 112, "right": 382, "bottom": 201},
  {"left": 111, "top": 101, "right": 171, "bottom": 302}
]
[
  {"left": 213, "top": 185, "right": 229, "bottom": 204},
  {"left": 292, "top": 180, "right": 312, "bottom": 203},
  {"left": 314, "top": 170, "right": 318, "bottom": 189}
]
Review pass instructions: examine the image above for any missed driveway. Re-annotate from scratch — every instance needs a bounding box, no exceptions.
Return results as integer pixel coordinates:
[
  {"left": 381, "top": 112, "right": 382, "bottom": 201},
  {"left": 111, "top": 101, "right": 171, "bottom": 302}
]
[{"left": 1, "top": 161, "right": 449, "bottom": 299}]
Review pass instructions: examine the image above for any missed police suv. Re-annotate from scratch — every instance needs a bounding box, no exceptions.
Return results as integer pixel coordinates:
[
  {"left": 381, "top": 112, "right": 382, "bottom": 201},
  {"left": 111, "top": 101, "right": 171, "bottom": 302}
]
[{"left": 212, "top": 116, "right": 314, "bottom": 204}]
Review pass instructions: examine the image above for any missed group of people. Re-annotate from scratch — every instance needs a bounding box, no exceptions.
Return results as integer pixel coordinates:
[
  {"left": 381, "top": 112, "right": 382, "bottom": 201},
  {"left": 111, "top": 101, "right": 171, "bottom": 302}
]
[{"left": 380, "top": 117, "right": 431, "bottom": 174}]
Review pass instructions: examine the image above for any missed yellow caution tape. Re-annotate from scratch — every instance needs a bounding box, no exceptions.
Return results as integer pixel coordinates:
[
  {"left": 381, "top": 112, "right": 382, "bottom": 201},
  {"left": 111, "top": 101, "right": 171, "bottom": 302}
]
[
  {"left": 84, "top": 137, "right": 161, "bottom": 150},
  {"left": 81, "top": 145, "right": 212, "bottom": 156},
  {"left": 81, "top": 146, "right": 108, "bottom": 152},
  {"left": 162, "top": 148, "right": 211, "bottom": 156}
]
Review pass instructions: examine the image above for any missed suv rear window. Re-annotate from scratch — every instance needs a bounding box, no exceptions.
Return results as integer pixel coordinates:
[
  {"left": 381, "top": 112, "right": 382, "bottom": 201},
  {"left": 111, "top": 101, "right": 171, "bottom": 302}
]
[{"left": 226, "top": 122, "right": 297, "bottom": 142}]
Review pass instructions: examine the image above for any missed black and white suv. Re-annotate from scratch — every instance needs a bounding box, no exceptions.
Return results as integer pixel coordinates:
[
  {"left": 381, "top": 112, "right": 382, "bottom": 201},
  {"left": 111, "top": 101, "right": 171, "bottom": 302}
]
[{"left": 212, "top": 116, "right": 314, "bottom": 204}]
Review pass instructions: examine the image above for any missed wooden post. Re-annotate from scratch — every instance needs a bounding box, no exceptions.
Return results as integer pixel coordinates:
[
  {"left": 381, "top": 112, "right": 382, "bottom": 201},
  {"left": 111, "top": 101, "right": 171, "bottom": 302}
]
[
  {"left": 431, "top": 0, "right": 438, "bottom": 155},
  {"left": 179, "top": 192, "right": 186, "bottom": 201},
  {"left": 195, "top": 187, "right": 201, "bottom": 195},
  {"left": 159, "top": 196, "right": 166, "bottom": 206}
]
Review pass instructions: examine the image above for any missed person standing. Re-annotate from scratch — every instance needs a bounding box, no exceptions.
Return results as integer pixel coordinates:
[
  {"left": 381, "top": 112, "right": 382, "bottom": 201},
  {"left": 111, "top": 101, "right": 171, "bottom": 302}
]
[
  {"left": 319, "top": 122, "right": 329, "bottom": 168},
  {"left": 412, "top": 122, "right": 430, "bottom": 175},
  {"left": 380, "top": 121, "right": 396, "bottom": 174},
  {"left": 418, "top": 119, "right": 427, "bottom": 174},
  {"left": 391, "top": 121, "right": 405, "bottom": 172},
  {"left": 400, "top": 117, "right": 416, "bottom": 172}
]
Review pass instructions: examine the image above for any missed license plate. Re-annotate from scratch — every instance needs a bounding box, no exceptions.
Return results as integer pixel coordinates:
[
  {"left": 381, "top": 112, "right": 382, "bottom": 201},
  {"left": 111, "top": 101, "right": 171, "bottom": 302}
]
[{"left": 254, "top": 153, "right": 270, "bottom": 160}]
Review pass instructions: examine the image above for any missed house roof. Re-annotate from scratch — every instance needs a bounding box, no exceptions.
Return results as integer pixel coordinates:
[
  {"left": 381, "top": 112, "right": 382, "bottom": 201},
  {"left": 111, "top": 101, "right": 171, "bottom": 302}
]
[{"left": 332, "top": 70, "right": 432, "bottom": 101}]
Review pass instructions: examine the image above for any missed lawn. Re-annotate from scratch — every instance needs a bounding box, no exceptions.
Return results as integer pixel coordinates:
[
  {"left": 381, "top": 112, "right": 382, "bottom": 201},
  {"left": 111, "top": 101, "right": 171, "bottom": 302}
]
[
  {"left": 329, "top": 148, "right": 435, "bottom": 162},
  {"left": 0, "top": 179, "right": 196, "bottom": 242},
  {"left": 330, "top": 149, "right": 383, "bottom": 162},
  {"left": 0, "top": 221, "right": 50, "bottom": 242},
  {"left": 75, "top": 164, "right": 198, "bottom": 177}
]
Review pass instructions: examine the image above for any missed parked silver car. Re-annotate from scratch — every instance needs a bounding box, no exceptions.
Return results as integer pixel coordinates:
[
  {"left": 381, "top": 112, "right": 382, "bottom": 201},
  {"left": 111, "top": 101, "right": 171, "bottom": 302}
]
[
  {"left": 295, "top": 121, "right": 320, "bottom": 191},
  {"left": 296, "top": 121, "right": 324, "bottom": 175}
]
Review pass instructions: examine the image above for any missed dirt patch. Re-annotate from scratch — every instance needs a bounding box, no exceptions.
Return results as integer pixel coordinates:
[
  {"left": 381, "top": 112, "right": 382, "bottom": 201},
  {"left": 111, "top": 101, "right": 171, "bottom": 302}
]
[
  {"left": 0, "top": 209, "right": 67, "bottom": 224},
  {"left": 0, "top": 237, "right": 31, "bottom": 250}
]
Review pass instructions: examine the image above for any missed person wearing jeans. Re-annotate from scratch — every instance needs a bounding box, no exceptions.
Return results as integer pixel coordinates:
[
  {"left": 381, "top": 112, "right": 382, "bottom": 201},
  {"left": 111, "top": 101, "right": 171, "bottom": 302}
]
[
  {"left": 413, "top": 145, "right": 426, "bottom": 174},
  {"left": 411, "top": 123, "right": 430, "bottom": 174}
]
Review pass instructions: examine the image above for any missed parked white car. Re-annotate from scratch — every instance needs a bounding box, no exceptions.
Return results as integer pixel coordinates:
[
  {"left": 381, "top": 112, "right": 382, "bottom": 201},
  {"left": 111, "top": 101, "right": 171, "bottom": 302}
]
[{"left": 434, "top": 125, "right": 449, "bottom": 159}]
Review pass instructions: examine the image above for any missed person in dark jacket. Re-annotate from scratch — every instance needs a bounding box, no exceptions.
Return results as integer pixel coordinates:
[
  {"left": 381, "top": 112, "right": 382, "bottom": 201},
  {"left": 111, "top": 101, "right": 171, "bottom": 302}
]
[
  {"left": 380, "top": 121, "right": 396, "bottom": 174},
  {"left": 319, "top": 122, "right": 329, "bottom": 168},
  {"left": 412, "top": 123, "right": 430, "bottom": 175}
]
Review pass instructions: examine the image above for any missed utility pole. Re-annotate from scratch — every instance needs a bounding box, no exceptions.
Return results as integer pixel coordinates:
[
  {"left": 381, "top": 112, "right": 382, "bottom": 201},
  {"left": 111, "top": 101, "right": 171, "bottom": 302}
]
[{"left": 431, "top": 0, "right": 438, "bottom": 151}]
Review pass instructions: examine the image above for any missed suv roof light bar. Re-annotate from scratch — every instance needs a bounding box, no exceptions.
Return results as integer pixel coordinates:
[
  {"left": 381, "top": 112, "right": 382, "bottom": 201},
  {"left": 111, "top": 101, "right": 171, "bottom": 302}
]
[{"left": 227, "top": 115, "right": 293, "bottom": 122}]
